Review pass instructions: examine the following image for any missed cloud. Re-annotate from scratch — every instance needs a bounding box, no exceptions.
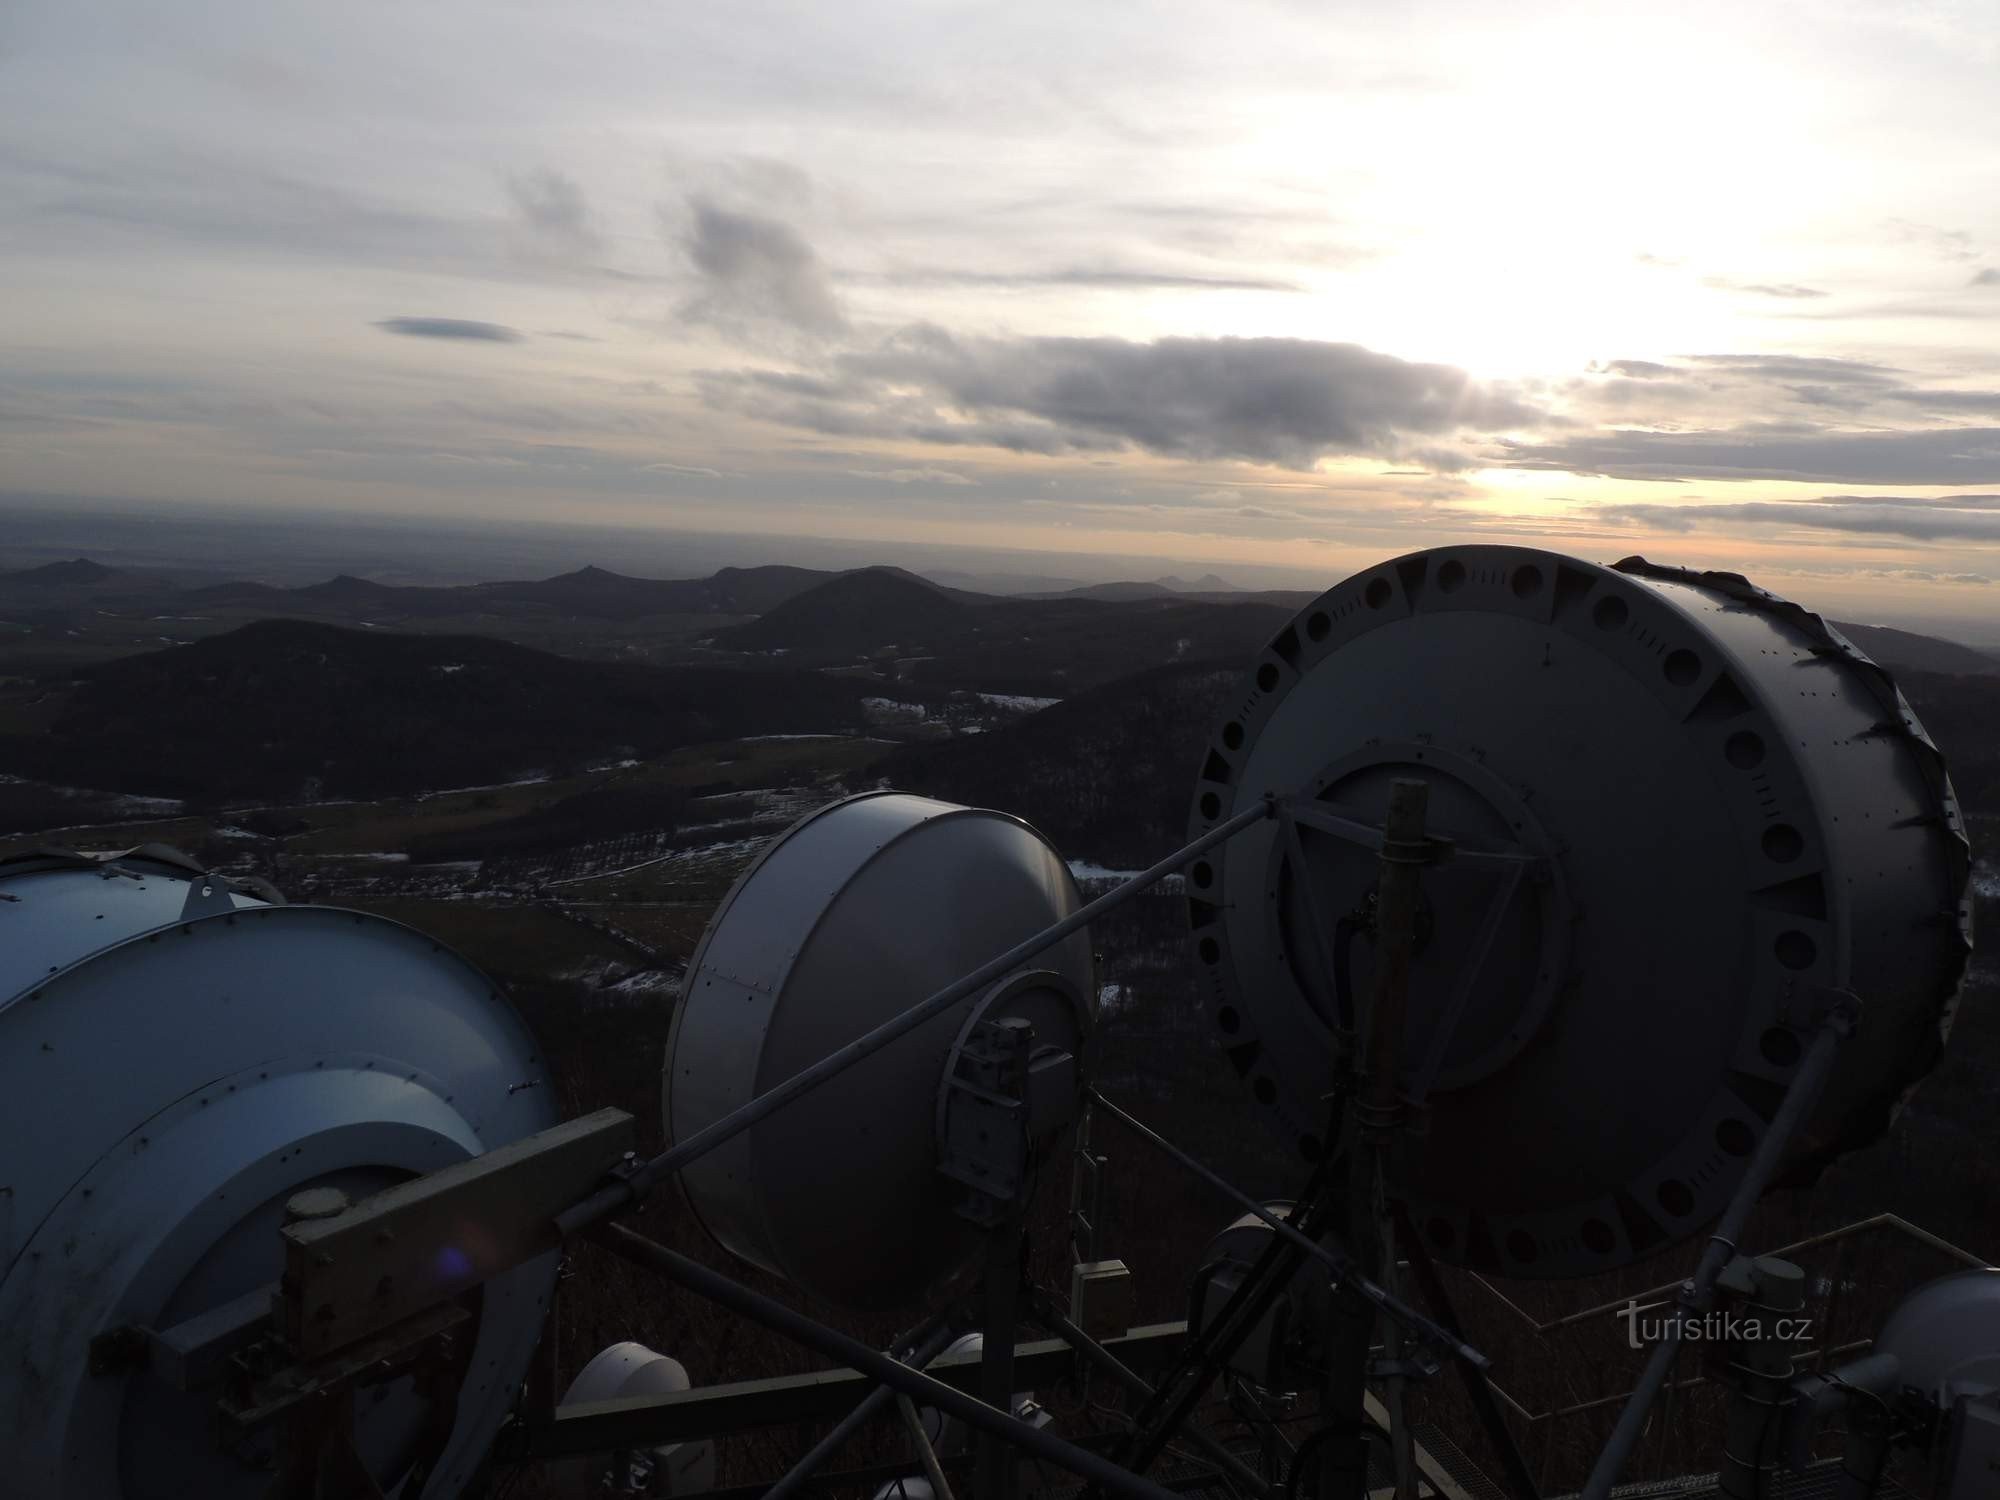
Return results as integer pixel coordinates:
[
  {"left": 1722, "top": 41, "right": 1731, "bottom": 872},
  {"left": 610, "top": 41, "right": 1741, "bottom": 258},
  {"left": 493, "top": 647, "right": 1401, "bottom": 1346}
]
[
  {"left": 1505, "top": 427, "right": 2000, "bottom": 485},
  {"left": 677, "top": 198, "right": 845, "bottom": 335},
  {"left": 1537, "top": 356, "right": 2000, "bottom": 483},
  {"left": 704, "top": 327, "right": 1540, "bottom": 470},
  {"left": 1704, "top": 277, "right": 1830, "bottom": 299},
  {"left": 1588, "top": 496, "right": 2000, "bottom": 543},
  {"left": 1973, "top": 268, "right": 2000, "bottom": 288},
  {"left": 375, "top": 317, "right": 524, "bottom": 342},
  {"left": 1884, "top": 388, "right": 2000, "bottom": 416},
  {"left": 643, "top": 461, "right": 725, "bottom": 478},
  {"left": 878, "top": 265, "right": 1303, "bottom": 293},
  {"left": 1680, "top": 354, "right": 1900, "bottom": 384},
  {"left": 508, "top": 169, "right": 600, "bottom": 253},
  {"left": 1882, "top": 218, "right": 1979, "bottom": 264},
  {"left": 847, "top": 466, "right": 976, "bottom": 485}
]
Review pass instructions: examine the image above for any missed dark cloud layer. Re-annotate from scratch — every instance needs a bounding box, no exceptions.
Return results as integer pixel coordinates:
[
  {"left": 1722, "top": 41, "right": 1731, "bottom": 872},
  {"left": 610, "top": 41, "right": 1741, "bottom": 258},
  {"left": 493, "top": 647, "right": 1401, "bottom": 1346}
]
[
  {"left": 1593, "top": 495, "right": 2000, "bottom": 543},
  {"left": 375, "top": 317, "right": 524, "bottom": 342},
  {"left": 508, "top": 168, "right": 600, "bottom": 253},
  {"left": 678, "top": 198, "right": 845, "bottom": 335},
  {"left": 880, "top": 266, "right": 1303, "bottom": 293},
  {"left": 1704, "top": 277, "right": 1829, "bottom": 299},
  {"left": 1504, "top": 426, "right": 2000, "bottom": 485},
  {"left": 704, "top": 327, "right": 1538, "bottom": 468},
  {"left": 1531, "top": 355, "right": 2000, "bottom": 484}
]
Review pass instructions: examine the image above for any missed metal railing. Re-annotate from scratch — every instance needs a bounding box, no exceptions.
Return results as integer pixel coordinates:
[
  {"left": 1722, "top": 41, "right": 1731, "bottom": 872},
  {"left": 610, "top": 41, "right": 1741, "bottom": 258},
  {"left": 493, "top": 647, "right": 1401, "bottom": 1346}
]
[{"left": 1440, "top": 1212, "right": 1988, "bottom": 1491}]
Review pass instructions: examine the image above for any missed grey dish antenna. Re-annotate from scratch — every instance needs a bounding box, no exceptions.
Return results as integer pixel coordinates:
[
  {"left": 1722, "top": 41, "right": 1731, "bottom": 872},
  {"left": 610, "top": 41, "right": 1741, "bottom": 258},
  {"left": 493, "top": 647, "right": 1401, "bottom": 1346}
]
[
  {"left": 1188, "top": 545, "right": 1971, "bottom": 1278},
  {"left": 0, "top": 847, "right": 558, "bottom": 1499},
  {"left": 666, "top": 791, "right": 1096, "bottom": 1310}
]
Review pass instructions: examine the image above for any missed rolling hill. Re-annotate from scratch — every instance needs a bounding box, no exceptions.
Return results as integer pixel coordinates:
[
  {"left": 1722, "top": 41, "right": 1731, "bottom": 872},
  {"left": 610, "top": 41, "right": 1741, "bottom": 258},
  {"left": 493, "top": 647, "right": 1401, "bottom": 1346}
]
[
  {"left": 1834, "top": 621, "right": 2000, "bottom": 677},
  {"left": 0, "top": 619, "right": 899, "bottom": 804},
  {"left": 713, "top": 566, "right": 971, "bottom": 653},
  {"left": 710, "top": 568, "right": 1294, "bottom": 695}
]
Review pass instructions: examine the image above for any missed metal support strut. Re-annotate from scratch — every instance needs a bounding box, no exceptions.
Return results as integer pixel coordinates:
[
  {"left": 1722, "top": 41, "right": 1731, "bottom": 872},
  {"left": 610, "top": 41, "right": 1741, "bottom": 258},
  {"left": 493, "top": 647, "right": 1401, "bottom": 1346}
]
[
  {"left": 558, "top": 800, "right": 1276, "bottom": 1236},
  {"left": 1577, "top": 992, "right": 1860, "bottom": 1500},
  {"left": 1321, "top": 778, "right": 1435, "bottom": 1500},
  {"left": 1086, "top": 1089, "right": 1484, "bottom": 1371},
  {"left": 761, "top": 1319, "right": 958, "bottom": 1500},
  {"left": 591, "top": 1223, "right": 1183, "bottom": 1500}
]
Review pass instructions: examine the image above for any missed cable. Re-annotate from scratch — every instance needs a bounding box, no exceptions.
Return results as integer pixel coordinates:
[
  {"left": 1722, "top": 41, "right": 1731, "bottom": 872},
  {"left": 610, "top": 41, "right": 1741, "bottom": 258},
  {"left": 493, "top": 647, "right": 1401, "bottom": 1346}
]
[
  {"left": 1330, "top": 912, "right": 1364, "bottom": 1034},
  {"left": 1284, "top": 1423, "right": 1394, "bottom": 1500}
]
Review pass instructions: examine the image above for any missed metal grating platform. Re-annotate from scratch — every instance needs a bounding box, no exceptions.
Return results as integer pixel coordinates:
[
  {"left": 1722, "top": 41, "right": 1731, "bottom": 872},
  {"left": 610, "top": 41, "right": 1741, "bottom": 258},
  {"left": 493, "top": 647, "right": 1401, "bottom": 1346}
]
[{"left": 1556, "top": 1456, "right": 1916, "bottom": 1499}]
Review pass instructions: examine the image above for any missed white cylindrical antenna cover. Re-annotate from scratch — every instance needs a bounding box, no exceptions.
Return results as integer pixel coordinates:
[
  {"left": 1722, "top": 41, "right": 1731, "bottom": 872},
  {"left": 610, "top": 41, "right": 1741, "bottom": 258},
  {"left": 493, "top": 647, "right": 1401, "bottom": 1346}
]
[
  {"left": 665, "top": 792, "right": 1094, "bottom": 1310},
  {"left": 0, "top": 848, "right": 557, "bottom": 1499},
  {"left": 1187, "top": 546, "right": 1972, "bottom": 1279},
  {"left": 551, "top": 1342, "right": 717, "bottom": 1497}
]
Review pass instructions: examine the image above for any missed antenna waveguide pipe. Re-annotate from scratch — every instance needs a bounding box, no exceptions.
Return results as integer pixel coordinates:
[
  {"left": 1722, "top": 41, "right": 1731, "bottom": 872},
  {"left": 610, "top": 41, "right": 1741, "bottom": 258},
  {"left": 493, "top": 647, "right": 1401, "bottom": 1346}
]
[
  {"left": 594, "top": 1222, "right": 1184, "bottom": 1500},
  {"left": 1577, "top": 995, "right": 1858, "bottom": 1500},
  {"left": 555, "top": 798, "right": 1277, "bottom": 1236},
  {"left": 1086, "top": 1090, "right": 1488, "bottom": 1371},
  {"left": 761, "top": 1320, "right": 958, "bottom": 1500}
]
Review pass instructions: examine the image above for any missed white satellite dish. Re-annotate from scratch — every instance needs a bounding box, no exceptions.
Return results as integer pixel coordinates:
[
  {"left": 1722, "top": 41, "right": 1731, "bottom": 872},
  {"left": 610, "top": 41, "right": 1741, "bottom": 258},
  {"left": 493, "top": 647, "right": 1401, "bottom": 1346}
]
[
  {"left": 0, "top": 847, "right": 557, "bottom": 1498},
  {"left": 665, "top": 792, "right": 1096, "bottom": 1310}
]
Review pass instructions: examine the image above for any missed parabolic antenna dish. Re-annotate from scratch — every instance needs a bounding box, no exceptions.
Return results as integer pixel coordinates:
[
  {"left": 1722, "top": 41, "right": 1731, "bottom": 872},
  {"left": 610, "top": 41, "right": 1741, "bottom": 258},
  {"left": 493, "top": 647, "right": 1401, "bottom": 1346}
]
[
  {"left": 1187, "top": 546, "right": 1972, "bottom": 1278},
  {"left": 666, "top": 792, "right": 1095, "bottom": 1311},
  {"left": 0, "top": 846, "right": 557, "bottom": 1499}
]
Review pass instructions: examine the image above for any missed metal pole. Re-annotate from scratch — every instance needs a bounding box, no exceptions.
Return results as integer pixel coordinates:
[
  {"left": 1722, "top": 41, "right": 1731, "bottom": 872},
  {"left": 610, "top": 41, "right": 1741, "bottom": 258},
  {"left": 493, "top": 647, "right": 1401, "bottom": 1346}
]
[
  {"left": 558, "top": 799, "right": 1275, "bottom": 1236},
  {"left": 1033, "top": 1297, "right": 1275, "bottom": 1498},
  {"left": 1378, "top": 1216, "right": 1417, "bottom": 1500},
  {"left": 1577, "top": 995, "right": 1858, "bottom": 1500},
  {"left": 1086, "top": 1090, "right": 1485, "bottom": 1369},
  {"left": 1324, "top": 778, "right": 1432, "bottom": 1500},
  {"left": 1391, "top": 1201, "right": 1541, "bottom": 1500},
  {"left": 978, "top": 1229, "right": 1024, "bottom": 1500},
  {"left": 763, "top": 1321, "right": 959, "bottom": 1500},
  {"left": 899, "top": 1392, "right": 961, "bottom": 1500},
  {"left": 592, "top": 1223, "right": 1182, "bottom": 1500},
  {"left": 1104, "top": 1109, "right": 1349, "bottom": 1482}
]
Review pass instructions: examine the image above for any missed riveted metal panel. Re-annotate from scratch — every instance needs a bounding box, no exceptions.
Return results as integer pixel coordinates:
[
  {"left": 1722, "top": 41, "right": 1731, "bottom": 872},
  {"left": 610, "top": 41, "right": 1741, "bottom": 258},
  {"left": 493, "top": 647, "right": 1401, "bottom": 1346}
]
[{"left": 1187, "top": 546, "right": 1970, "bottom": 1279}]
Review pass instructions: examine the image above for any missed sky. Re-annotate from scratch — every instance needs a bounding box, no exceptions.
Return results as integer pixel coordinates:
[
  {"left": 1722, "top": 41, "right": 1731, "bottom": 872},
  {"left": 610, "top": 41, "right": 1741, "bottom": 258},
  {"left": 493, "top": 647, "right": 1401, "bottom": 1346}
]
[{"left": 3, "top": 1, "right": 2000, "bottom": 624}]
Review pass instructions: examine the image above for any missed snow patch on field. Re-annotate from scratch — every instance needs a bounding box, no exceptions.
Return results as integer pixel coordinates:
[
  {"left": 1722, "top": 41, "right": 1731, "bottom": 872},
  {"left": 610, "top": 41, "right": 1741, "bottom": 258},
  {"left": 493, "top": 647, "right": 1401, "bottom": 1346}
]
[
  {"left": 1068, "top": 860, "right": 1185, "bottom": 892},
  {"left": 413, "top": 771, "right": 551, "bottom": 801},
  {"left": 558, "top": 955, "right": 682, "bottom": 1000},
  {"left": 977, "top": 693, "right": 1061, "bottom": 712},
  {"left": 863, "top": 696, "right": 929, "bottom": 719},
  {"left": 0, "top": 774, "right": 186, "bottom": 816}
]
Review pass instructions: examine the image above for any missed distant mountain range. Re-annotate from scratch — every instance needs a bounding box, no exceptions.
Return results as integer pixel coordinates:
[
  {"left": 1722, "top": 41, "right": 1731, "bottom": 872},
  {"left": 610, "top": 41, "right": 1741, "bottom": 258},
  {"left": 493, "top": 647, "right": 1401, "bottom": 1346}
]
[
  {"left": 710, "top": 566, "right": 1293, "bottom": 693},
  {"left": 181, "top": 561, "right": 849, "bottom": 621},
  {"left": 1832, "top": 622, "right": 2000, "bottom": 678},
  {"left": 1, "top": 556, "right": 1994, "bottom": 688}
]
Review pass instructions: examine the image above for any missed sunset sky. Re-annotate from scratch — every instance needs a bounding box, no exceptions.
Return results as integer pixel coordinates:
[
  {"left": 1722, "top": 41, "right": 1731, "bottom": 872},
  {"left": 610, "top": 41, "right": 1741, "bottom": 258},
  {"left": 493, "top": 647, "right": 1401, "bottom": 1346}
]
[{"left": 4, "top": 1, "right": 1999, "bottom": 621}]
